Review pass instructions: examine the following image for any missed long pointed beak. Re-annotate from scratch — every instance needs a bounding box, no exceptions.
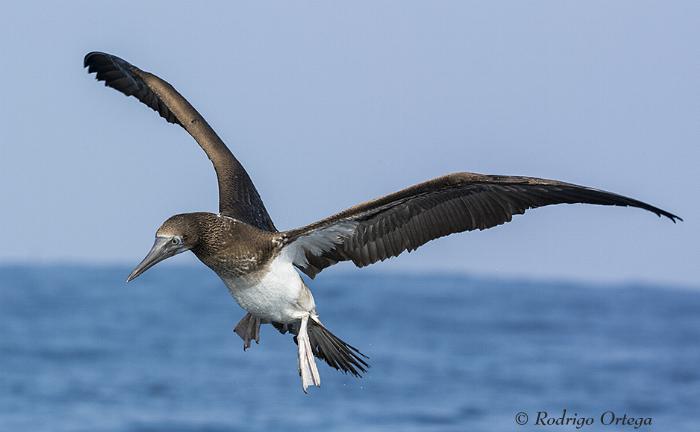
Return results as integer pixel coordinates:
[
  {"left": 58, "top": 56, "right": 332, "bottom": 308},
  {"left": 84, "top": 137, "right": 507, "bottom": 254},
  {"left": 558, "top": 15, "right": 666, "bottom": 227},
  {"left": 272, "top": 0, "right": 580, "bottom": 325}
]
[{"left": 127, "top": 237, "right": 175, "bottom": 282}]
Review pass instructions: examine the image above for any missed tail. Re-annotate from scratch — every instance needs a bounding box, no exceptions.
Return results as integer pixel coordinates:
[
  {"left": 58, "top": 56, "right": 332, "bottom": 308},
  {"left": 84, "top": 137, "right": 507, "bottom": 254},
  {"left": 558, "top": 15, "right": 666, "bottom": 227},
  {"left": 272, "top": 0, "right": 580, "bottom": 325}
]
[{"left": 305, "top": 318, "right": 370, "bottom": 377}]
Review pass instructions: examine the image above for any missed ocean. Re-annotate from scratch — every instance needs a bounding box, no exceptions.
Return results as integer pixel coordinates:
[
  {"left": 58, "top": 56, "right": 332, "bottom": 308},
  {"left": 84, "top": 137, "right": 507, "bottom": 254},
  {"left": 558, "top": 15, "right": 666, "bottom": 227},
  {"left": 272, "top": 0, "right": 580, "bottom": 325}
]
[{"left": 1, "top": 266, "right": 698, "bottom": 431}]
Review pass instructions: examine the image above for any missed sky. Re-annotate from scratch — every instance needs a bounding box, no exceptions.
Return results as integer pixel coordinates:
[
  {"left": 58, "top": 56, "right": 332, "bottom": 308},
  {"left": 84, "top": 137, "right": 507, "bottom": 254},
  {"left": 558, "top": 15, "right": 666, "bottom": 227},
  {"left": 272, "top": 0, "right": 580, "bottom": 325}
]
[{"left": 0, "top": 1, "right": 697, "bottom": 285}]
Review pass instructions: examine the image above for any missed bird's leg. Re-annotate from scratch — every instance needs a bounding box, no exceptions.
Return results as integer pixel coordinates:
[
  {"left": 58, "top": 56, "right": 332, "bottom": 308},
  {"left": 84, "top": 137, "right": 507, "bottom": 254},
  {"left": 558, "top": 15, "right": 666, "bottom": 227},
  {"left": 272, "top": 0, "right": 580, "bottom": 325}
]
[
  {"left": 297, "top": 315, "right": 321, "bottom": 392},
  {"left": 233, "top": 312, "right": 261, "bottom": 350}
]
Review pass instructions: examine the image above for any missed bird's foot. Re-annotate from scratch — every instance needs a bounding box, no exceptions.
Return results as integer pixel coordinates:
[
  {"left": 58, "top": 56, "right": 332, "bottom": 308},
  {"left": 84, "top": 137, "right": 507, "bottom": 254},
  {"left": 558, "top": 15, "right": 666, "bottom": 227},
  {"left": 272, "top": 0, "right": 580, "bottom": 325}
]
[
  {"left": 233, "top": 313, "right": 261, "bottom": 350},
  {"left": 297, "top": 315, "right": 321, "bottom": 393}
]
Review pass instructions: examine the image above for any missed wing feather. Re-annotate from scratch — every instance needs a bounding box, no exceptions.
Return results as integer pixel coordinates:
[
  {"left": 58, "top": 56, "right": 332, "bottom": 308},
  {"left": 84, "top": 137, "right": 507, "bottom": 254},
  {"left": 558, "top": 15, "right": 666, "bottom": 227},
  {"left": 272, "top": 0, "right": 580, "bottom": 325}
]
[
  {"left": 84, "top": 51, "right": 276, "bottom": 231},
  {"left": 282, "top": 173, "right": 681, "bottom": 278}
]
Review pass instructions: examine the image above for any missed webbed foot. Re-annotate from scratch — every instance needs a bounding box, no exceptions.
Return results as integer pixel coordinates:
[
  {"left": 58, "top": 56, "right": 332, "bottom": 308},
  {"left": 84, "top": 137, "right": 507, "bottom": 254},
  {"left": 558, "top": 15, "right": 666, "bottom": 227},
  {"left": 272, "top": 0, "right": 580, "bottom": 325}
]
[{"left": 233, "top": 313, "right": 261, "bottom": 350}]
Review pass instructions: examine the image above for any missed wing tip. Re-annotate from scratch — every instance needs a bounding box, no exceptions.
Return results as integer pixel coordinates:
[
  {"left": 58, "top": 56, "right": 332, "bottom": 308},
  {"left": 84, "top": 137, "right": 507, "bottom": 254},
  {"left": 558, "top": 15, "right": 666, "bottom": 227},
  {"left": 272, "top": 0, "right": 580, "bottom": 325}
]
[
  {"left": 83, "top": 51, "right": 133, "bottom": 73},
  {"left": 644, "top": 203, "right": 682, "bottom": 223},
  {"left": 83, "top": 51, "right": 99, "bottom": 67},
  {"left": 83, "top": 51, "right": 112, "bottom": 68},
  {"left": 660, "top": 211, "right": 682, "bottom": 223}
]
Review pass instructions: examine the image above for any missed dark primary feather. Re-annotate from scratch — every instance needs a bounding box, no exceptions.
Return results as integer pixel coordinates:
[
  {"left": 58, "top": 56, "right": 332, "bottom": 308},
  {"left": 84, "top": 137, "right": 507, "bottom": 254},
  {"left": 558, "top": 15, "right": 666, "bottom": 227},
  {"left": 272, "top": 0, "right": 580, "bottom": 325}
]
[
  {"left": 84, "top": 51, "right": 277, "bottom": 232},
  {"left": 84, "top": 52, "right": 181, "bottom": 125},
  {"left": 284, "top": 173, "right": 681, "bottom": 278}
]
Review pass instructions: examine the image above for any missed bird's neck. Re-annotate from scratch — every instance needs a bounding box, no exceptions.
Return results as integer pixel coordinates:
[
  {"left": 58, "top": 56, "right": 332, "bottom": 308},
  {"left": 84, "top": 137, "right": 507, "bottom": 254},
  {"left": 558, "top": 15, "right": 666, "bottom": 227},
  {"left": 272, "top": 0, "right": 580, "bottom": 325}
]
[{"left": 189, "top": 213, "right": 279, "bottom": 277}]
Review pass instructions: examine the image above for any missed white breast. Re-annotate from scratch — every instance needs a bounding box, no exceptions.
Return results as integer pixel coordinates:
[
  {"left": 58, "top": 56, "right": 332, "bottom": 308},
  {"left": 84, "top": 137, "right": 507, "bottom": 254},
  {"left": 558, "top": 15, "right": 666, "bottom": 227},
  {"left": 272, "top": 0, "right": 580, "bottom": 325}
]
[{"left": 222, "top": 254, "right": 315, "bottom": 324}]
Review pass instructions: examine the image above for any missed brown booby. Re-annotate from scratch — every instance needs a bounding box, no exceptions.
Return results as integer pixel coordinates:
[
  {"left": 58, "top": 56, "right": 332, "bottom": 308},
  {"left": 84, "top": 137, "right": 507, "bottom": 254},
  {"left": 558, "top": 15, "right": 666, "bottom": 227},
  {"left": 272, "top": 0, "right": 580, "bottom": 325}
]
[{"left": 84, "top": 51, "right": 681, "bottom": 392}]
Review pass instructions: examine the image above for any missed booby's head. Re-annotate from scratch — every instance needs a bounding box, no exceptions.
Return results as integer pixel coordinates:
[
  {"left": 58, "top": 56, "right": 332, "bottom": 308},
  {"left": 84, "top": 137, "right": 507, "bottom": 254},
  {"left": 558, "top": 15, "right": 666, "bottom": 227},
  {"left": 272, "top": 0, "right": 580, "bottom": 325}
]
[{"left": 127, "top": 214, "right": 201, "bottom": 282}]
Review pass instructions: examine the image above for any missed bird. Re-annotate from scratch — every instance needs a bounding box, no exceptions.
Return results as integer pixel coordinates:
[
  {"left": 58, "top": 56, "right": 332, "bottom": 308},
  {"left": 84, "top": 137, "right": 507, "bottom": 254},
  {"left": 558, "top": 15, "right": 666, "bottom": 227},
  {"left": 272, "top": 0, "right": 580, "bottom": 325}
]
[{"left": 84, "top": 51, "right": 681, "bottom": 392}]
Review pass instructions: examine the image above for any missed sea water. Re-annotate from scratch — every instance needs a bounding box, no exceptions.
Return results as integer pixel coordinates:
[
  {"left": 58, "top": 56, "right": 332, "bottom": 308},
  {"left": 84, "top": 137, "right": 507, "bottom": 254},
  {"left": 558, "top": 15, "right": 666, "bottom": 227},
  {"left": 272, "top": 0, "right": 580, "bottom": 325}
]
[{"left": 1, "top": 266, "right": 698, "bottom": 431}]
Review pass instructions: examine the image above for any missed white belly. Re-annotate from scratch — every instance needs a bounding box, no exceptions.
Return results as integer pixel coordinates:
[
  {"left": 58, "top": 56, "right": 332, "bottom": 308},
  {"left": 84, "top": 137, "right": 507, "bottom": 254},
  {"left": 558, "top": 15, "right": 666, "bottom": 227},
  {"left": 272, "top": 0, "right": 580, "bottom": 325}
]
[{"left": 222, "top": 255, "right": 315, "bottom": 324}]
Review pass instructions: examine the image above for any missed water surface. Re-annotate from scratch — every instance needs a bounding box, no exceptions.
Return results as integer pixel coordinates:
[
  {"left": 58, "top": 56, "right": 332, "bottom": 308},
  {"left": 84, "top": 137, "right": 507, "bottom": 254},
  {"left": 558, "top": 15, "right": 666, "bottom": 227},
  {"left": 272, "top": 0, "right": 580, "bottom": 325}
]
[{"left": 1, "top": 266, "right": 698, "bottom": 431}]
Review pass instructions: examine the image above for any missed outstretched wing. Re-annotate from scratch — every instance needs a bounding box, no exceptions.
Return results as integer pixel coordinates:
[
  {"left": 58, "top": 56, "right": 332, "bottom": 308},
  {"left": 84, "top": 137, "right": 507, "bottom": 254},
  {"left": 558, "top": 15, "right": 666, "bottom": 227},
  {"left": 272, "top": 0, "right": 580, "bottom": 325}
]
[
  {"left": 282, "top": 172, "right": 681, "bottom": 278},
  {"left": 84, "top": 52, "right": 277, "bottom": 231}
]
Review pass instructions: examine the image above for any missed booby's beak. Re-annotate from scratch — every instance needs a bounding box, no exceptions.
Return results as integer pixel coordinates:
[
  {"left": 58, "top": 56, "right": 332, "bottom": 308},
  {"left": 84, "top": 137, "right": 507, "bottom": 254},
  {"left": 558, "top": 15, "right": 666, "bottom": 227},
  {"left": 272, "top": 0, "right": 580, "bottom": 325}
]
[{"left": 127, "top": 237, "right": 182, "bottom": 282}]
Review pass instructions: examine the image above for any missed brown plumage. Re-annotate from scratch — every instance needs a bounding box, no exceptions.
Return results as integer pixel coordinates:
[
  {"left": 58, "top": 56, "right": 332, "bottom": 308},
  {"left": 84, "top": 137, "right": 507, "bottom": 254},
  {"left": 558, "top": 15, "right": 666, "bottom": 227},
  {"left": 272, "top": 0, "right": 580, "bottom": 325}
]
[
  {"left": 85, "top": 51, "right": 681, "bottom": 392},
  {"left": 84, "top": 52, "right": 276, "bottom": 232},
  {"left": 156, "top": 213, "right": 278, "bottom": 277},
  {"left": 282, "top": 173, "right": 681, "bottom": 278}
]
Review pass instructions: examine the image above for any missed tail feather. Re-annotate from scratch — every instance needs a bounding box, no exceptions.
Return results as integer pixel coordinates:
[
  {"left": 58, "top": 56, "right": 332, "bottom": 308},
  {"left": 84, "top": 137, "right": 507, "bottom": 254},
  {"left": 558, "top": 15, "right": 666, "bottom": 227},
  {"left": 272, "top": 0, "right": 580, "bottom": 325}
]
[{"left": 306, "top": 319, "right": 369, "bottom": 377}]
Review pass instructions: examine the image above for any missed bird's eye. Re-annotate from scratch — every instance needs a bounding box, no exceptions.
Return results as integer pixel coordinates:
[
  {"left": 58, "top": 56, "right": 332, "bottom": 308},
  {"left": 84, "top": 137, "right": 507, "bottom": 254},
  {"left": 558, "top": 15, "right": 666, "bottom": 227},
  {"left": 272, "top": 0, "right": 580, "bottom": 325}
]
[{"left": 171, "top": 237, "right": 182, "bottom": 245}]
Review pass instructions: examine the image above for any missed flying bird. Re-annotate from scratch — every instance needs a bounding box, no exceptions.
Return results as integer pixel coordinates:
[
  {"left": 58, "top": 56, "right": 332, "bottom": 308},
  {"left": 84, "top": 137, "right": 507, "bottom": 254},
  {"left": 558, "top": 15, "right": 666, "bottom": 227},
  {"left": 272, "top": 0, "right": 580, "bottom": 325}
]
[{"left": 84, "top": 51, "right": 681, "bottom": 392}]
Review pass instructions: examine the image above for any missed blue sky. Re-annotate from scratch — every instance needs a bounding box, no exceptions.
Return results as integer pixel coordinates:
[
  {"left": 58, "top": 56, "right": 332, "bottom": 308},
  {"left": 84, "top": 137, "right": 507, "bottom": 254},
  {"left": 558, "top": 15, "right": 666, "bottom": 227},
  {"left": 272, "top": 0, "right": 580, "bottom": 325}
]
[{"left": 0, "top": 1, "right": 696, "bottom": 285}]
